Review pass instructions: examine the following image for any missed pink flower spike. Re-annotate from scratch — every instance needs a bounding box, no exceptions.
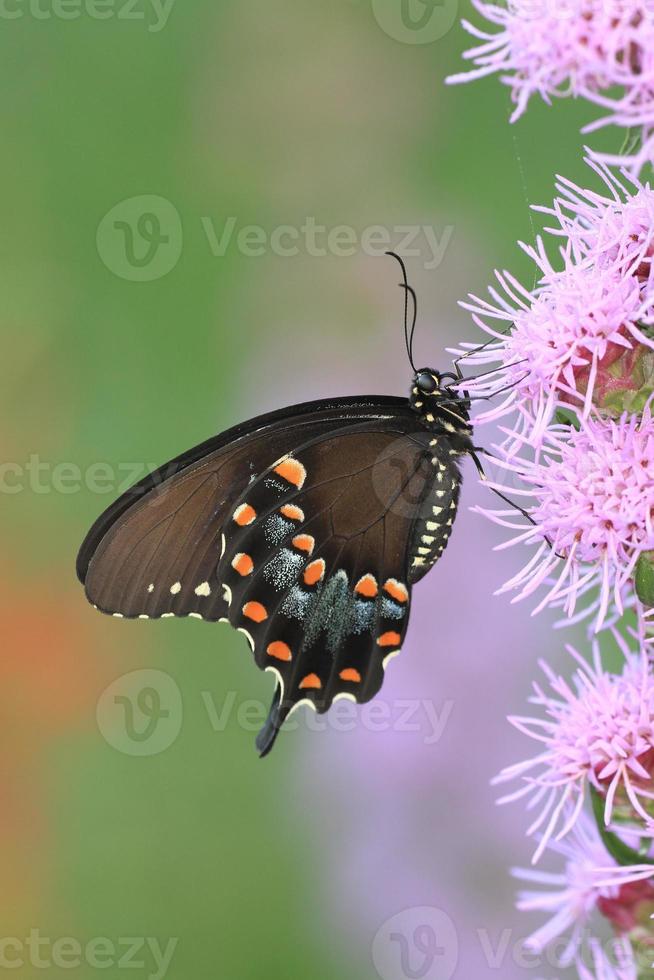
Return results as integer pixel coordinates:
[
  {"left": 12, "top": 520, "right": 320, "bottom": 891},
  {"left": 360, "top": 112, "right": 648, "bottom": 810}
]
[
  {"left": 483, "top": 408, "right": 654, "bottom": 630},
  {"left": 446, "top": 0, "right": 654, "bottom": 175},
  {"left": 495, "top": 638, "right": 654, "bottom": 860},
  {"left": 544, "top": 157, "right": 654, "bottom": 291},
  {"left": 454, "top": 259, "right": 654, "bottom": 449}
]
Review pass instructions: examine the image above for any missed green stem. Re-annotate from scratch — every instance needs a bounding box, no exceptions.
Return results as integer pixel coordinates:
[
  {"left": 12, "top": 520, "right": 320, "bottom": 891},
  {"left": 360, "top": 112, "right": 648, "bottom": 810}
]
[
  {"left": 620, "top": 125, "right": 643, "bottom": 157},
  {"left": 590, "top": 785, "right": 654, "bottom": 867}
]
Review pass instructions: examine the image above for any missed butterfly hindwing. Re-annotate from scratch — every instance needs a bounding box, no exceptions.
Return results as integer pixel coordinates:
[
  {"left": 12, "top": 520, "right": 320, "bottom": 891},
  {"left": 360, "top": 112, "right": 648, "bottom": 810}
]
[{"left": 216, "top": 423, "right": 433, "bottom": 752}]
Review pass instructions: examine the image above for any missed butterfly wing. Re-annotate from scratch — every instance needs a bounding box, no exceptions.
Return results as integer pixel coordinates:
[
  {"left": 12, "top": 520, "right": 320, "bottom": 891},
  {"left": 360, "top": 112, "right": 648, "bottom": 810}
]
[{"left": 78, "top": 397, "right": 437, "bottom": 754}]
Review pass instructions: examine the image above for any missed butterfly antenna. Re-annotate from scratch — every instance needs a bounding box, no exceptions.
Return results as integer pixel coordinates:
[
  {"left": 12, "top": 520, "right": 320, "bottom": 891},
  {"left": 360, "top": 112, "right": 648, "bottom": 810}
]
[
  {"left": 405, "top": 284, "right": 418, "bottom": 370},
  {"left": 386, "top": 251, "right": 417, "bottom": 372}
]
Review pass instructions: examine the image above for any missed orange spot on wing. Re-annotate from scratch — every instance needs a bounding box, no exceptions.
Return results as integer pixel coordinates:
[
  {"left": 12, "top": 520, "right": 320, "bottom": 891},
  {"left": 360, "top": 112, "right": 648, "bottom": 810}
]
[
  {"left": 303, "top": 559, "right": 325, "bottom": 586},
  {"left": 267, "top": 641, "right": 292, "bottom": 662},
  {"left": 299, "top": 673, "right": 322, "bottom": 690},
  {"left": 274, "top": 457, "right": 306, "bottom": 488},
  {"left": 340, "top": 668, "right": 361, "bottom": 683},
  {"left": 234, "top": 503, "right": 256, "bottom": 526},
  {"left": 355, "top": 574, "right": 378, "bottom": 598},
  {"left": 280, "top": 504, "right": 305, "bottom": 522},
  {"left": 232, "top": 553, "right": 254, "bottom": 576},
  {"left": 243, "top": 601, "right": 268, "bottom": 623},
  {"left": 292, "top": 534, "right": 315, "bottom": 555},
  {"left": 377, "top": 631, "right": 402, "bottom": 647},
  {"left": 383, "top": 579, "right": 409, "bottom": 603}
]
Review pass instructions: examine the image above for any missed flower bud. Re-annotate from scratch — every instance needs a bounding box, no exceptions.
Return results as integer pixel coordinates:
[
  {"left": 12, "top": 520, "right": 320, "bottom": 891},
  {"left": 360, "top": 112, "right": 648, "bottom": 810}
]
[
  {"left": 598, "top": 879, "right": 654, "bottom": 972},
  {"left": 571, "top": 341, "right": 654, "bottom": 419},
  {"left": 598, "top": 879, "right": 654, "bottom": 933}
]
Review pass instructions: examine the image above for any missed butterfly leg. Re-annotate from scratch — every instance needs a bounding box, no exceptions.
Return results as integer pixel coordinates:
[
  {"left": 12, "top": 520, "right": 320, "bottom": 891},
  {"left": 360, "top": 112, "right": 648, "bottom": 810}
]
[
  {"left": 452, "top": 324, "right": 513, "bottom": 381},
  {"left": 470, "top": 448, "right": 561, "bottom": 557},
  {"left": 450, "top": 326, "right": 529, "bottom": 399}
]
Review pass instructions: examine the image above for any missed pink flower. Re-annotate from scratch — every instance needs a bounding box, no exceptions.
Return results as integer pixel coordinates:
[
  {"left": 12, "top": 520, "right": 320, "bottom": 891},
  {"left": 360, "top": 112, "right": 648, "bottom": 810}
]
[
  {"left": 495, "top": 637, "right": 654, "bottom": 863},
  {"left": 480, "top": 407, "right": 654, "bottom": 628},
  {"left": 539, "top": 158, "right": 654, "bottom": 293},
  {"left": 456, "top": 257, "right": 653, "bottom": 444},
  {"left": 513, "top": 813, "right": 653, "bottom": 964},
  {"left": 446, "top": 0, "right": 654, "bottom": 174}
]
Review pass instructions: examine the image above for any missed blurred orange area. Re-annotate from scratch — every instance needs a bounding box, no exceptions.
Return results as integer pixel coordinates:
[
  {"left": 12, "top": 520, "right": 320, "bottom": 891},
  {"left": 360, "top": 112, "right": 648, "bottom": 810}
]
[
  {"left": 0, "top": 563, "right": 131, "bottom": 918},
  {"left": 0, "top": 567, "right": 117, "bottom": 730}
]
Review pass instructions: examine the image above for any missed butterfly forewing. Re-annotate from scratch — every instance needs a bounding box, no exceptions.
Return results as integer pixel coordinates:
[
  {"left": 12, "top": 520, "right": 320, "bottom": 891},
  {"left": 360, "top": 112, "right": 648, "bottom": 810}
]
[{"left": 79, "top": 397, "right": 409, "bottom": 622}]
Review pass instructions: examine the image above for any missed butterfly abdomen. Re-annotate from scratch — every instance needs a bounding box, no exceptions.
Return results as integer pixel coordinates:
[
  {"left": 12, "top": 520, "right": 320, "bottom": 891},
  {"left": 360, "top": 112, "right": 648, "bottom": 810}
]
[{"left": 407, "top": 440, "right": 462, "bottom": 583}]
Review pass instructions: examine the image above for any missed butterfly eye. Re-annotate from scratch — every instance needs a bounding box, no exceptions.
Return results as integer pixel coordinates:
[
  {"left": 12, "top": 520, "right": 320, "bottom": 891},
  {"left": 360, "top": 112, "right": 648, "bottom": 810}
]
[{"left": 416, "top": 372, "right": 437, "bottom": 394}]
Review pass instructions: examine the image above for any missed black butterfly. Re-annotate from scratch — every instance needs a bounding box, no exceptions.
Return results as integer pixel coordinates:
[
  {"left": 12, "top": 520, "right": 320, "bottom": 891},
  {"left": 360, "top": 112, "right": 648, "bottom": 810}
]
[{"left": 77, "top": 255, "right": 499, "bottom": 756}]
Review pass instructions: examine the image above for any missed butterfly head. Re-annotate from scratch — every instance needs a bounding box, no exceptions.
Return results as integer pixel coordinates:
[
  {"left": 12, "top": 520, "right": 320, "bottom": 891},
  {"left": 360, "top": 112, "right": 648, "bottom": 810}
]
[{"left": 410, "top": 368, "right": 473, "bottom": 444}]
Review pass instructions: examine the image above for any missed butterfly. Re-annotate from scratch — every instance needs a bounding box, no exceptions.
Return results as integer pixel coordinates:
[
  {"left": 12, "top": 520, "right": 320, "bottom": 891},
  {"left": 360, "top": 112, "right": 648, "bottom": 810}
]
[{"left": 77, "top": 254, "right": 496, "bottom": 756}]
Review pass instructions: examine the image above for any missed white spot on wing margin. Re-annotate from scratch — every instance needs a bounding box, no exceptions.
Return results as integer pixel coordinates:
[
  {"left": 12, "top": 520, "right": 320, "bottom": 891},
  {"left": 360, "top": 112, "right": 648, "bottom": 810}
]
[
  {"left": 382, "top": 649, "right": 401, "bottom": 670},
  {"left": 237, "top": 627, "right": 255, "bottom": 651}
]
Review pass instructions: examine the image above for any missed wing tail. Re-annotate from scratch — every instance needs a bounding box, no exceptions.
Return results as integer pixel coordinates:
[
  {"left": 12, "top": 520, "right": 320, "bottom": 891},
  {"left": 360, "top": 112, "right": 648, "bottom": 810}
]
[{"left": 256, "top": 685, "right": 284, "bottom": 758}]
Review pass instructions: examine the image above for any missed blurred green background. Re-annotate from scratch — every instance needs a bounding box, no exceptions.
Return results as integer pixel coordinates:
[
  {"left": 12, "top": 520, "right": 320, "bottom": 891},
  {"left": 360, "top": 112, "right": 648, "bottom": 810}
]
[{"left": 0, "top": 2, "right": 613, "bottom": 978}]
